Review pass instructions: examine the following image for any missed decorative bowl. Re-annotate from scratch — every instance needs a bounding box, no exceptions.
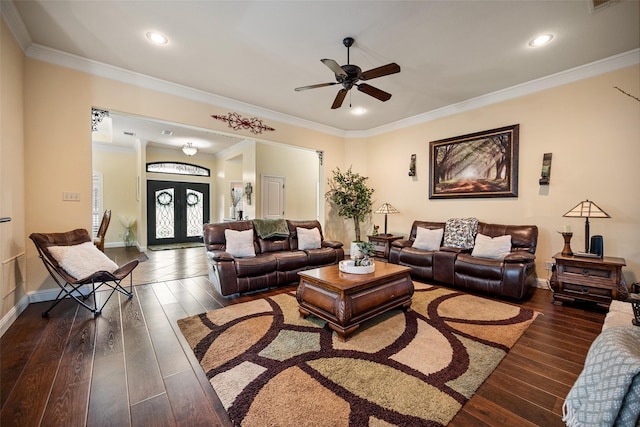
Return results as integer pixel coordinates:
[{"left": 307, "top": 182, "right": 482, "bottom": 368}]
[{"left": 339, "top": 260, "right": 375, "bottom": 274}]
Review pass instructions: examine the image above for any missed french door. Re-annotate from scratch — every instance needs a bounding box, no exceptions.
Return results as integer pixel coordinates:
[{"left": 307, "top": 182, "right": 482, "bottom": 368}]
[{"left": 147, "top": 180, "right": 210, "bottom": 245}]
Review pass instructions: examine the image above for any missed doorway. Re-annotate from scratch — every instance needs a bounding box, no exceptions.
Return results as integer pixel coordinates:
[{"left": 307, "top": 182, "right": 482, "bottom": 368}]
[{"left": 147, "top": 180, "right": 210, "bottom": 245}]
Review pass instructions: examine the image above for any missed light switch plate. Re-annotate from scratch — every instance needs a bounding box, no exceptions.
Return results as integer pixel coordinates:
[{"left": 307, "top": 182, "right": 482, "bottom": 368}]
[{"left": 63, "top": 192, "right": 80, "bottom": 201}]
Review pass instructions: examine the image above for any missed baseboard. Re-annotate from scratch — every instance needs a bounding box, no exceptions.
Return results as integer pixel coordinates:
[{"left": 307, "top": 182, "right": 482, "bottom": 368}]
[
  {"left": 535, "top": 278, "right": 551, "bottom": 290},
  {"left": 0, "top": 294, "right": 29, "bottom": 337},
  {"left": 27, "top": 285, "right": 93, "bottom": 303}
]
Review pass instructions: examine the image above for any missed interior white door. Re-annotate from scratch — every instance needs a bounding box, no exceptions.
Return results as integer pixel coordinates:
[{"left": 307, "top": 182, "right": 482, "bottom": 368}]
[{"left": 262, "top": 175, "right": 285, "bottom": 219}]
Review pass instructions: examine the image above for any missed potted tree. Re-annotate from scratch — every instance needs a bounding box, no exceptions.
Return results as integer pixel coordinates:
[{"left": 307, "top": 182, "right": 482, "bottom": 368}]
[{"left": 326, "top": 166, "right": 375, "bottom": 257}]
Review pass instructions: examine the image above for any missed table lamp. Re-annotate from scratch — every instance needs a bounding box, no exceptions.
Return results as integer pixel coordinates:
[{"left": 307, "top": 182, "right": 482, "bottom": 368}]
[
  {"left": 563, "top": 199, "right": 610, "bottom": 253},
  {"left": 374, "top": 203, "right": 399, "bottom": 236}
]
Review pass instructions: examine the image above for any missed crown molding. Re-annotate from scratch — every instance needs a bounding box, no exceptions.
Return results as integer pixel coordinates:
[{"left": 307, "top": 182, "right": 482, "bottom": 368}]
[
  {"left": 5, "top": 2, "right": 637, "bottom": 140},
  {"left": 25, "top": 43, "right": 347, "bottom": 138},
  {"left": 348, "top": 48, "right": 640, "bottom": 138}
]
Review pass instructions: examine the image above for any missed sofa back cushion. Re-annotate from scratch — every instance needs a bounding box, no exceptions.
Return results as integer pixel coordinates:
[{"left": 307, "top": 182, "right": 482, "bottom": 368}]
[
  {"left": 287, "top": 220, "right": 324, "bottom": 250},
  {"left": 477, "top": 222, "right": 538, "bottom": 254},
  {"left": 203, "top": 220, "right": 259, "bottom": 253},
  {"left": 409, "top": 221, "right": 446, "bottom": 240},
  {"left": 258, "top": 238, "right": 290, "bottom": 253}
]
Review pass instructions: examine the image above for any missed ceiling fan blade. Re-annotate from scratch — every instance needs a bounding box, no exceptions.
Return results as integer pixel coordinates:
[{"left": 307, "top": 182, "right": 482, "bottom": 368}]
[
  {"left": 357, "top": 83, "right": 392, "bottom": 102},
  {"left": 360, "top": 63, "right": 401, "bottom": 80},
  {"left": 294, "top": 82, "right": 337, "bottom": 91},
  {"left": 321, "top": 59, "right": 347, "bottom": 77},
  {"left": 331, "top": 89, "right": 348, "bottom": 109}
]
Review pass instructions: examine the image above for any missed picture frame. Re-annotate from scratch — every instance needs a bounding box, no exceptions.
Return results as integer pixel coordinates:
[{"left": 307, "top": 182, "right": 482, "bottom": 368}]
[{"left": 429, "top": 124, "right": 519, "bottom": 199}]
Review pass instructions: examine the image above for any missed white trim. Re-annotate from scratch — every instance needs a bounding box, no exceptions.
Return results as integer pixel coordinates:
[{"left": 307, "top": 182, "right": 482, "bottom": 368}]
[
  {"left": 27, "top": 285, "right": 93, "bottom": 304},
  {"left": 0, "top": 294, "right": 29, "bottom": 337},
  {"left": 535, "top": 278, "right": 551, "bottom": 290}
]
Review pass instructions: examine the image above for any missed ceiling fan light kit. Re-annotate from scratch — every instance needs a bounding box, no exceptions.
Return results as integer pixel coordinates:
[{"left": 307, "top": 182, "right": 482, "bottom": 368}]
[{"left": 295, "top": 37, "right": 401, "bottom": 109}]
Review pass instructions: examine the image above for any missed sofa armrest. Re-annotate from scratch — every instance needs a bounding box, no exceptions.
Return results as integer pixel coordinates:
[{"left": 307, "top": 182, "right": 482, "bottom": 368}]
[
  {"left": 392, "top": 239, "right": 412, "bottom": 248},
  {"left": 322, "top": 240, "right": 344, "bottom": 249},
  {"left": 207, "top": 250, "right": 234, "bottom": 262},
  {"left": 504, "top": 252, "right": 535, "bottom": 263}
]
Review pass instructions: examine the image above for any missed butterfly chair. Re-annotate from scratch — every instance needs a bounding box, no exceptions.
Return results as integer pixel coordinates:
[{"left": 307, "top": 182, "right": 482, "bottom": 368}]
[
  {"left": 30, "top": 228, "right": 139, "bottom": 317},
  {"left": 93, "top": 209, "right": 111, "bottom": 252}
]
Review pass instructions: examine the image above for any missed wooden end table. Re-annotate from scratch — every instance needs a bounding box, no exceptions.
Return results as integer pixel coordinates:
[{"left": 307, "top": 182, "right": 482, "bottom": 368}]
[
  {"left": 297, "top": 263, "right": 413, "bottom": 341},
  {"left": 368, "top": 234, "right": 403, "bottom": 261},
  {"left": 551, "top": 252, "right": 627, "bottom": 309}
]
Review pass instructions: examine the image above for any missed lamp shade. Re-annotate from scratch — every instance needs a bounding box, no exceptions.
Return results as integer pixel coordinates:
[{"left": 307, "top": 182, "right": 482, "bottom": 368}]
[
  {"left": 374, "top": 203, "right": 399, "bottom": 235},
  {"left": 563, "top": 199, "right": 610, "bottom": 219},
  {"left": 563, "top": 199, "right": 610, "bottom": 253},
  {"left": 374, "top": 203, "right": 400, "bottom": 215},
  {"left": 182, "top": 142, "right": 197, "bottom": 156}
]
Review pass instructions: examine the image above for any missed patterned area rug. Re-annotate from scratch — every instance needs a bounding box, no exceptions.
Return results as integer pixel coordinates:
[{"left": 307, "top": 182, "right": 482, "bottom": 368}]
[{"left": 178, "top": 284, "right": 538, "bottom": 426}]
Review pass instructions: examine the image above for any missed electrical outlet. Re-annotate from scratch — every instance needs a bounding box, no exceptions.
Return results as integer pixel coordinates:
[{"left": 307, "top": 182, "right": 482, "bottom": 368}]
[{"left": 544, "top": 261, "right": 555, "bottom": 271}]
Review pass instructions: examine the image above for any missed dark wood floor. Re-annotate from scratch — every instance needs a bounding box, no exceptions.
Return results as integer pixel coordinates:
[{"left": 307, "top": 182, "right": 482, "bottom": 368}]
[{"left": 1, "top": 247, "right": 606, "bottom": 426}]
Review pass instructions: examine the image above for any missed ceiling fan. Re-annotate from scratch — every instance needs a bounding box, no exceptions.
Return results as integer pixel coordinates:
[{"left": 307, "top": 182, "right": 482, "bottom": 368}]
[{"left": 294, "top": 37, "right": 401, "bottom": 109}]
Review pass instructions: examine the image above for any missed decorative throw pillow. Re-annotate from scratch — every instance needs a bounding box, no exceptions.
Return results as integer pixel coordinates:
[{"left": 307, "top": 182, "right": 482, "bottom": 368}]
[
  {"left": 48, "top": 241, "right": 118, "bottom": 280},
  {"left": 471, "top": 233, "right": 512, "bottom": 260},
  {"left": 443, "top": 217, "right": 479, "bottom": 249},
  {"left": 412, "top": 227, "right": 444, "bottom": 251},
  {"left": 224, "top": 229, "right": 256, "bottom": 258},
  {"left": 297, "top": 227, "right": 321, "bottom": 250}
]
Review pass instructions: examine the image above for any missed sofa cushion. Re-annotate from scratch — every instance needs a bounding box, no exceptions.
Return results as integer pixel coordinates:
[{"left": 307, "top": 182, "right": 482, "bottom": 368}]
[
  {"left": 234, "top": 254, "right": 277, "bottom": 278},
  {"left": 471, "top": 233, "right": 512, "bottom": 260},
  {"left": 297, "top": 227, "right": 321, "bottom": 250},
  {"left": 443, "top": 217, "right": 479, "bottom": 249},
  {"left": 225, "top": 229, "right": 256, "bottom": 258},
  {"left": 412, "top": 227, "right": 444, "bottom": 251},
  {"left": 274, "top": 251, "right": 308, "bottom": 271}
]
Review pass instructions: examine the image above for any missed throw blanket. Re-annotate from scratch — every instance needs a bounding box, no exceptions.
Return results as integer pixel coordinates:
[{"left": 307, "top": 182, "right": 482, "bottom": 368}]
[
  {"left": 563, "top": 326, "right": 640, "bottom": 427},
  {"left": 252, "top": 219, "right": 289, "bottom": 239}
]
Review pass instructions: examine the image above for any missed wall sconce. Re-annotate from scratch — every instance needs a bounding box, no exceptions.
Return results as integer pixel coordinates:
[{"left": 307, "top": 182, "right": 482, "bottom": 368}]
[
  {"left": 539, "top": 153, "right": 552, "bottom": 185},
  {"left": 408, "top": 154, "right": 416, "bottom": 177},
  {"left": 244, "top": 183, "right": 253, "bottom": 205}
]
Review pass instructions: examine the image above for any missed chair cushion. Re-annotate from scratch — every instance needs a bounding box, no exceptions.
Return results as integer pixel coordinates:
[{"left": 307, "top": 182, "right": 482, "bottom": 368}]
[
  {"left": 412, "top": 227, "right": 443, "bottom": 251},
  {"left": 48, "top": 241, "right": 118, "bottom": 279},
  {"left": 274, "top": 251, "right": 308, "bottom": 271},
  {"left": 225, "top": 229, "right": 256, "bottom": 258},
  {"left": 234, "top": 254, "right": 277, "bottom": 278}
]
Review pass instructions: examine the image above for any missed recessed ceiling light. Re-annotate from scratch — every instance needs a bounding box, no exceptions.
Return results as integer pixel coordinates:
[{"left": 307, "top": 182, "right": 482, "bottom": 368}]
[
  {"left": 529, "top": 34, "right": 554, "bottom": 47},
  {"left": 351, "top": 107, "right": 367, "bottom": 116},
  {"left": 146, "top": 31, "right": 168, "bottom": 45}
]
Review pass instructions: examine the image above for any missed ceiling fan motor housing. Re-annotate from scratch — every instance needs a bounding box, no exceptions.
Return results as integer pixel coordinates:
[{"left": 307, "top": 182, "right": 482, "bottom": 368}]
[{"left": 337, "top": 64, "right": 362, "bottom": 89}]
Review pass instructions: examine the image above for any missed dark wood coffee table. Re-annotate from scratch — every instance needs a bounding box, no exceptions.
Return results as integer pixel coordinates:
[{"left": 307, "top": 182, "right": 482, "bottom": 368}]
[{"left": 296, "top": 262, "right": 414, "bottom": 340}]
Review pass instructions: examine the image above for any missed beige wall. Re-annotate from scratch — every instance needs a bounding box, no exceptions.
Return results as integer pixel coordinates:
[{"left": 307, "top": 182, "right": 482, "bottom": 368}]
[
  {"left": 256, "top": 142, "right": 319, "bottom": 220},
  {"left": 0, "top": 19, "right": 27, "bottom": 323},
  {"left": 355, "top": 65, "right": 640, "bottom": 283},
  {"left": 92, "top": 146, "right": 138, "bottom": 247}
]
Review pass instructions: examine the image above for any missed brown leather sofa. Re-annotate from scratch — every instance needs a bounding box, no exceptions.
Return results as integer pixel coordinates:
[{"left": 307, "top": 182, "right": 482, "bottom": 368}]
[
  {"left": 203, "top": 219, "right": 344, "bottom": 296},
  {"left": 389, "top": 220, "right": 538, "bottom": 299}
]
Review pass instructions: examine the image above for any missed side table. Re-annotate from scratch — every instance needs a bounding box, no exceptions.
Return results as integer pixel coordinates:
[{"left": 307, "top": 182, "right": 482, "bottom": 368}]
[
  {"left": 551, "top": 252, "right": 627, "bottom": 309},
  {"left": 368, "top": 234, "right": 403, "bottom": 261}
]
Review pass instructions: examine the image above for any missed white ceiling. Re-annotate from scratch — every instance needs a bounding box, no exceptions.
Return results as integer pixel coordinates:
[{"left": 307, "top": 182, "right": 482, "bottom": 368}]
[{"left": 5, "top": 0, "right": 639, "bottom": 152}]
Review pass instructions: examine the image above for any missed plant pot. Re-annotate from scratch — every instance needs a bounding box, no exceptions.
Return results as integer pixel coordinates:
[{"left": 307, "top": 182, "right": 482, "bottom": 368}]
[{"left": 350, "top": 241, "right": 363, "bottom": 259}]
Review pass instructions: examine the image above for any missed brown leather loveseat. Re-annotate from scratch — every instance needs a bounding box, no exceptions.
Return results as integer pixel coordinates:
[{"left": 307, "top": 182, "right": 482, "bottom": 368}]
[
  {"left": 389, "top": 219, "right": 538, "bottom": 299},
  {"left": 203, "top": 219, "right": 344, "bottom": 296}
]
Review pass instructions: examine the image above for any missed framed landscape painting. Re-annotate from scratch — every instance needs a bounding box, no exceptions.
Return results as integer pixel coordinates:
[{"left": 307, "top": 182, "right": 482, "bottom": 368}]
[{"left": 429, "top": 124, "right": 519, "bottom": 199}]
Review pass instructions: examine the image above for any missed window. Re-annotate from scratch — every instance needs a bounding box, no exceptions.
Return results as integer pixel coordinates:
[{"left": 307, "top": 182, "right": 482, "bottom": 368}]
[{"left": 92, "top": 172, "right": 103, "bottom": 236}]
